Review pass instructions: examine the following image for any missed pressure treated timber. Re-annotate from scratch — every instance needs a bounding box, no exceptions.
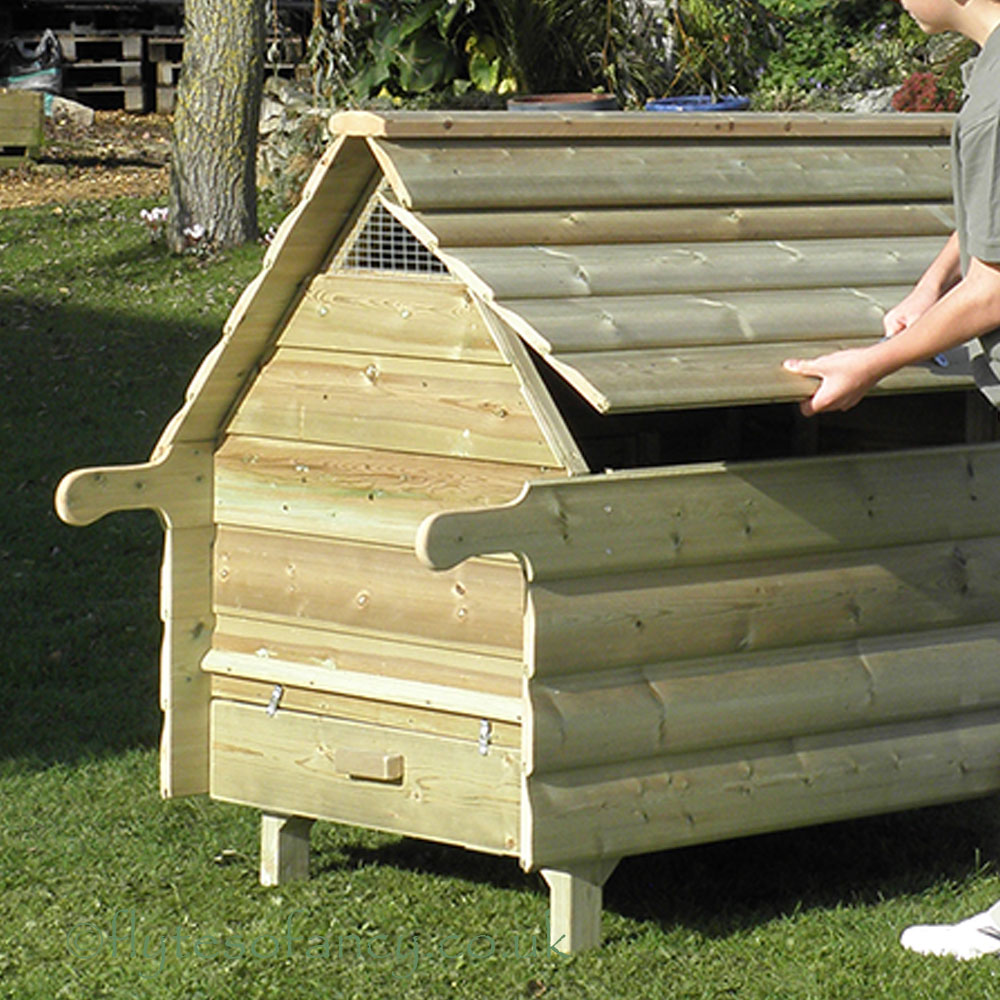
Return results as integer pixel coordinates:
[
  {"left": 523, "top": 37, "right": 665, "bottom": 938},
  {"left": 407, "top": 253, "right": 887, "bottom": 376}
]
[
  {"left": 211, "top": 700, "right": 521, "bottom": 855},
  {"left": 541, "top": 859, "right": 619, "bottom": 954},
  {"left": 210, "top": 611, "right": 522, "bottom": 693},
  {"left": 534, "top": 339, "right": 968, "bottom": 413},
  {"left": 417, "top": 444, "right": 1000, "bottom": 580},
  {"left": 260, "top": 814, "right": 314, "bottom": 886},
  {"left": 527, "top": 623, "right": 1000, "bottom": 770},
  {"left": 226, "top": 346, "right": 558, "bottom": 466},
  {"left": 475, "top": 304, "right": 588, "bottom": 475},
  {"left": 157, "top": 136, "right": 379, "bottom": 447},
  {"left": 160, "top": 525, "right": 215, "bottom": 797},
  {"left": 523, "top": 710, "right": 1000, "bottom": 869},
  {"left": 441, "top": 237, "right": 943, "bottom": 302},
  {"left": 404, "top": 202, "right": 955, "bottom": 249},
  {"left": 369, "top": 139, "right": 952, "bottom": 212},
  {"left": 214, "top": 436, "right": 549, "bottom": 547},
  {"left": 204, "top": 646, "right": 521, "bottom": 721},
  {"left": 210, "top": 673, "right": 521, "bottom": 747},
  {"left": 279, "top": 273, "right": 502, "bottom": 363},
  {"left": 0, "top": 89, "right": 43, "bottom": 164},
  {"left": 56, "top": 442, "right": 213, "bottom": 529},
  {"left": 334, "top": 109, "right": 954, "bottom": 141},
  {"left": 55, "top": 447, "right": 216, "bottom": 798},
  {"left": 498, "top": 286, "right": 909, "bottom": 355},
  {"left": 214, "top": 526, "right": 523, "bottom": 654},
  {"left": 528, "top": 537, "right": 1000, "bottom": 674}
]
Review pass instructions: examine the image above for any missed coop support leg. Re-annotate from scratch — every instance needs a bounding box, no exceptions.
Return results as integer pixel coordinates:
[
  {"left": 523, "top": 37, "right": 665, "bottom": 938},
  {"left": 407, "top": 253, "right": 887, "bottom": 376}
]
[
  {"left": 260, "top": 813, "right": 314, "bottom": 887},
  {"left": 540, "top": 858, "right": 619, "bottom": 954}
]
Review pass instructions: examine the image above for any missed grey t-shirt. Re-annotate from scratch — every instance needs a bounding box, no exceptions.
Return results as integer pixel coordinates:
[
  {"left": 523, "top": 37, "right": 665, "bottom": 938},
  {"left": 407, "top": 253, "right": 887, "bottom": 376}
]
[
  {"left": 953, "top": 24, "right": 1000, "bottom": 272},
  {"left": 955, "top": 25, "right": 1000, "bottom": 400}
]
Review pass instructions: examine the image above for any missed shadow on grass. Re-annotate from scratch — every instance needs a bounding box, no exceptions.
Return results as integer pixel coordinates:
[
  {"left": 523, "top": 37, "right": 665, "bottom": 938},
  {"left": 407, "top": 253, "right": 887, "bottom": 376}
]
[
  {"left": 0, "top": 291, "right": 220, "bottom": 770},
  {"left": 324, "top": 796, "right": 1000, "bottom": 940},
  {"left": 36, "top": 153, "right": 169, "bottom": 170}
]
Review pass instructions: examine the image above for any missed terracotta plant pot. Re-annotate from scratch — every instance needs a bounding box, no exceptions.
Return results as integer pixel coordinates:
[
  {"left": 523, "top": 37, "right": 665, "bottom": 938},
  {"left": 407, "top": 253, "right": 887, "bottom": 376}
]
[{"left": 507, "top": 92, "right": 619, "bottom": 112}]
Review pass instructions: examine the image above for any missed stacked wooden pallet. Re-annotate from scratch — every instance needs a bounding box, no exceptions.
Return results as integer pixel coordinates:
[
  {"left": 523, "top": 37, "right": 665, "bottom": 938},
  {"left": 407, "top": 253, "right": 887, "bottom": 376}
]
[
  {"left": 148, "top": 36, "right": 182, "bottom": 113},
  {"left": 0, "top": 89, "right": 43, "bottom": 167},
  {"left": 60, "top": 32, "right": 145, "bottom": 111}
]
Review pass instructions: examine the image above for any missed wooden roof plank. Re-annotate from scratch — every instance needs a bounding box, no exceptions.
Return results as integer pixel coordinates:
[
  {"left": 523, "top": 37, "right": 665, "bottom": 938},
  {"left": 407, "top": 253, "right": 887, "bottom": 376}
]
[
  {"left": 502, "top": 285, "right": 909, "bottom": 353},
  {"left": 445, "top": 236, "right": 942, "bottom": 301},
  {"left": 412, "top": 202, "right": 955, "bottom": 248},
  {"left": 371, "top": 139, "right": 952, "bottom": 211},
  {"left": 332, "top": 109, "right": 955, "bottom": 141},
  {"left": 549, "top": 341, "right": 971, "bottom": 413}
]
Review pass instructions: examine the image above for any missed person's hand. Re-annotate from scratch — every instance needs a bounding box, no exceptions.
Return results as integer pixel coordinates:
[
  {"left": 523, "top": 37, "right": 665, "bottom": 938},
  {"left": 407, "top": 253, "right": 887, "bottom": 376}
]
[
  {"left": 782, "top": 348, "right": 882, "bottom": 416},
  {"left": 882, "top": 286, "right": 940, "bottom": 337}
]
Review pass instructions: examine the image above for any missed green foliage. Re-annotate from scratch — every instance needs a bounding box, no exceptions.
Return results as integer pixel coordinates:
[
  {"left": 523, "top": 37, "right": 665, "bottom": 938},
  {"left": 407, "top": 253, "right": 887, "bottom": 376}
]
[
  {"left": 753, "top": 0, "right": 969, "bottom": 110},
  {"left": 307, "top": 0, "right": 781, "bottom": 109},
  {"left": 352, "top": 1, "right": 461, "bottom": 96},
  {"left": 664, "top": 0, "right": 781, "bottom": 98},
  {"left": 306, "top": 0, "right": 976, "bottom": 113}
]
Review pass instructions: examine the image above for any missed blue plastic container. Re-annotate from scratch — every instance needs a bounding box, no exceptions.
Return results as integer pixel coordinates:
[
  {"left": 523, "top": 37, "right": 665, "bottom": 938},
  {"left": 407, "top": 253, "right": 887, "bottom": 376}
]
[{"left": 645, "top": 95, "right": 750, "bottom": 112}]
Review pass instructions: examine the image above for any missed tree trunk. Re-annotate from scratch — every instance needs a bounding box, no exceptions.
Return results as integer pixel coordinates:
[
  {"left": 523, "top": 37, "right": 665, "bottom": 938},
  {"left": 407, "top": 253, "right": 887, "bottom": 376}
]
[{"left": 168, "top": 0, "right": 267, "bottom": 253}]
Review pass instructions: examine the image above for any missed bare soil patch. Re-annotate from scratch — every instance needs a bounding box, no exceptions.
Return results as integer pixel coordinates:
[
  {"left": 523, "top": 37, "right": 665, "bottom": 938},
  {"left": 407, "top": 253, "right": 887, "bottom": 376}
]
[{"left": 0, "top": 109, "right": 171, "bottom": 210}]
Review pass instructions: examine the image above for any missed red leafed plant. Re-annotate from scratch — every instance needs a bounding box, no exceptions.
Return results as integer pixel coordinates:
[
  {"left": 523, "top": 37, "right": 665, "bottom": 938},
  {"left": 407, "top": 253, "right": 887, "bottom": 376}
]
[{"left": 891, "top": 71, "right": 959, "bottom": 112}]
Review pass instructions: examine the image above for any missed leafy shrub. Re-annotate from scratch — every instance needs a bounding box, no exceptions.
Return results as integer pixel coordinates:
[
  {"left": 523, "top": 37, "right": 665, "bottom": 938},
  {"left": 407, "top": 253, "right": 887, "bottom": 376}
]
[
  {"left": 306, "top": 0, "right": 780, "bottom": 109},
  {"left": 891, "top": 70, "right": 959, "bottom": 112},
  {"left": 664, "top": 0, "right": 780, "bottom": 99},
  {"left": 753, "top": 0, "right": 971, "bottom": 110}
]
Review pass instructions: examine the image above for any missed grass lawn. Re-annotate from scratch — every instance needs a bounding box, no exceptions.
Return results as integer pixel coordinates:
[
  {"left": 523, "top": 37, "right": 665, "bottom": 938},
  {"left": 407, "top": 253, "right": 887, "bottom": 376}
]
[{"left": 4, "top": 195, "right": 1000, "bottom": 999}]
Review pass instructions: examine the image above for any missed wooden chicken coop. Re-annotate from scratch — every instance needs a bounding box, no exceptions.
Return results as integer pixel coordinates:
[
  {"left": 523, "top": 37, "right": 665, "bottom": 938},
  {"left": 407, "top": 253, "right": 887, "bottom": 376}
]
[{"left": 56, "top": 110, "right": 1000, "bottom": 952}]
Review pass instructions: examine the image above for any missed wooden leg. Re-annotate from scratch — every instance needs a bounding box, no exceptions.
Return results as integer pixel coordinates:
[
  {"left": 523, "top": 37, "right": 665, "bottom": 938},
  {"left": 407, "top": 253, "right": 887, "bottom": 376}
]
[
  {"left": 540, "top": 858, "right": 619, "bottom": 954},
  {"left": 259, "top": 813, "right": 314, "bottom": 887}
]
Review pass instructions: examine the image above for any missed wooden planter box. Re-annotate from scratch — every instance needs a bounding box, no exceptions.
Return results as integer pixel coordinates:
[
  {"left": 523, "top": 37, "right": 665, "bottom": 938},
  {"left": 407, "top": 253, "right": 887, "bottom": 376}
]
[
  {"left": 56, "top": 110, "right": 1000, "bottom": 953},
  {"left": 0, "top": 89, "right": 43, "bottom": 166}
]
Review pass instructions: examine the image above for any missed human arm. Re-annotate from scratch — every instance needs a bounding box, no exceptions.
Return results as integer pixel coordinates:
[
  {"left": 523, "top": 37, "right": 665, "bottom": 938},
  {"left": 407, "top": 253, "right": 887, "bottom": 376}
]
[
  {"left": 783, "top": 252, "right": 1000, "bottom": 416},
  {"left": 882, "top": 231, "right": 962, "bottom": 336}
]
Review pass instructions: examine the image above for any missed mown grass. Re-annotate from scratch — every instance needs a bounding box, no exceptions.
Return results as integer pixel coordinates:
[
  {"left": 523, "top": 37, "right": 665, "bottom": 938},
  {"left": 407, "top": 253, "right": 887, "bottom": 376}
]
[{"left": 4, "top": 196, "right": 1000, "bottom": 999}]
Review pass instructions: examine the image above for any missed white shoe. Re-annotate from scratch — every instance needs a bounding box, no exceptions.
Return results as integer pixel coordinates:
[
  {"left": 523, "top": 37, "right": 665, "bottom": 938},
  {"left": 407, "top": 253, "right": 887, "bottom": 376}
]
[{"left": 900, "top": 909, "right": 1000, "bottom": 960}]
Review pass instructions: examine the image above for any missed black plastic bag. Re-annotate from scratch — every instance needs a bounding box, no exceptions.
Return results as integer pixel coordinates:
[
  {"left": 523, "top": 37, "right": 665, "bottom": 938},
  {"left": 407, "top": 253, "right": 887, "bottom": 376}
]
[{"left": 0, "top": 29, "right": 63, "bottom": 94}]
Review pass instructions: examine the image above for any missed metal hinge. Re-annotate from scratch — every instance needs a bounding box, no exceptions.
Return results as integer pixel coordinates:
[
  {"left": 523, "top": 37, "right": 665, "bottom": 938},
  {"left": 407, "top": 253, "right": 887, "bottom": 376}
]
[
  {"left": 478, "top": 719, "right": 492, "bottom": 756},
  {"left": 265, "top": 684, "right": 284, "bottom": 717}
]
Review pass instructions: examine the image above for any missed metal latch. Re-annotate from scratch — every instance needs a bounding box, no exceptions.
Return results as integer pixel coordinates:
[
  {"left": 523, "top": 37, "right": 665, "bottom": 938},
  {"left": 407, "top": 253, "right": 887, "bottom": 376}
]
[
  {"left": 478, "top": 719, "right": 492, "bottom": 755},
  {"left": 265, "top": 684, "right": 284, "bottom": 717}
]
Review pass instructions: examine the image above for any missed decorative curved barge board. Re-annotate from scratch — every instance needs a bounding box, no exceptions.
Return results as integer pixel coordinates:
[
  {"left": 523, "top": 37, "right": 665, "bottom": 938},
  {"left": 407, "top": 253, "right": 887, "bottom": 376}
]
[{"left": 55, "top": 109, "right": 1000, "bottom": 954}]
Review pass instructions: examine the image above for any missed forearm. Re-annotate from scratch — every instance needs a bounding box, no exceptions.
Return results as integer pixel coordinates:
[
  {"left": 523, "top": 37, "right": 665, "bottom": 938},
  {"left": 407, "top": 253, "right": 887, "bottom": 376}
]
[
  {"left": 784, "top": 255, "right": 1000, "bottom": 415},
  {"left": 913, "top": 230, "right": 962, "bottom": 298},
  {"left": 866, "top": 256, "right": 1000, "bottom": 379}
]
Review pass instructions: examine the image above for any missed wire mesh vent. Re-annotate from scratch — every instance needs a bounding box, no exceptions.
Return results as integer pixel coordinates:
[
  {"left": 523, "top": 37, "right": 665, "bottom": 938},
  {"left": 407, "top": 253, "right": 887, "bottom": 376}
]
[{"left": 335, "top": 198, "right": 447, "bottom": 275}]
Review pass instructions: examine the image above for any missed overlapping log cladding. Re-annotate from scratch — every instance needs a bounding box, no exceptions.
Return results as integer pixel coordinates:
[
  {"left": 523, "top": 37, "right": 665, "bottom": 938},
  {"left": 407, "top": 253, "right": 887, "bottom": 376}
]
[{"left": 54, "top": 109, "right": 1000, "bottom": 954}]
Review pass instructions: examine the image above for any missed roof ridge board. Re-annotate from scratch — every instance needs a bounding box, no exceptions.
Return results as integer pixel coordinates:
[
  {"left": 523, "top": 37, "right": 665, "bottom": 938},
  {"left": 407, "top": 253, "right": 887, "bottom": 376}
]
[{"left": 332, "top": 109, "right": 954, "bottom": 142}]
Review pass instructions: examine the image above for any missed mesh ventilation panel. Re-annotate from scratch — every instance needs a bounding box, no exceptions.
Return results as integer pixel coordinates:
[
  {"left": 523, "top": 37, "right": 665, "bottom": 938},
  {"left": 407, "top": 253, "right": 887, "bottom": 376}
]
[{"left": 335, "top": 196, "right": 447, "bottom": 275}]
